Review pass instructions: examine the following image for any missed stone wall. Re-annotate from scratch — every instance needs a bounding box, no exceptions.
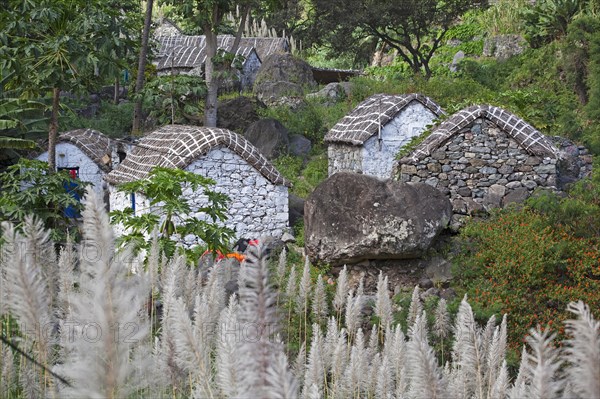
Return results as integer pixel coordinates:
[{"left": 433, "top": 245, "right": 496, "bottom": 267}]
[
  {"left": 397, "top": 119, "right": 593, "bottom": 225},
  {"left": 108, "top": 146, "right": 289, "bottom": 246},
  {"left": 328, "top": 101, "right": 439, "bottom": 179},
  {"left": 362, "top": 102, "right": 438, "bottom": 178},
  {"left": 241, "top": 51, "right": 262, "bottom": 91},
  {"left": 327, "top": 144, "right": 362, "bottom": 176},
  {"left": 37, "top": 142, "right": 105, "bottom": 196}
]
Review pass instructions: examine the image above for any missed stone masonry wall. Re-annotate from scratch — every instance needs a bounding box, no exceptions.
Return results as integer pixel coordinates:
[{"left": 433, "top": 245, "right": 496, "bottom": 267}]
[
  {"left": 362, "top": 102, "right": 438, "bottom": 179},
  {"left": 37, "top": 142, "right": 105, "bottom": 196},
  {"left": 328, "top": 144, "right": 362, "bottom": 176},
  {"left": 398, "top": 119, "right": 565, "bottom": 224},
  {"left": 185, "top": 147, "right": 289, "bottom": 243},
  {"left": 108, "top": 146, "right": 288, "bottom": 247}
]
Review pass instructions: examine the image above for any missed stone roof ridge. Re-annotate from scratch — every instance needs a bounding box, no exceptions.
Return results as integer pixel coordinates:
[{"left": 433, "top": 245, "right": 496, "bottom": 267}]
[
  {"left": 104, "top": 125, "right": 291, "bottom": 187},
  {"left": 401, "top": 104, "right": 562, "bottom": 163},
  {"left": 57, "top": 128, "right": 113, "bottom": 172},
  {"left": 324, "top": 93, "right": 445, "bottom": 145}
]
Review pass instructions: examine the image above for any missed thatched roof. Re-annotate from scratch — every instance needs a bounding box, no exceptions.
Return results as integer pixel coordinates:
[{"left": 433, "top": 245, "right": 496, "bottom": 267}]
[
  {"left": 104, "top": 125, "right": 291, "bottom": 187},
  {"left": 155, "top": 35, "right": 289, "bottom": 70},
  {"left": 42, "top": 129, "right": 112, "bottom": 172},
  {"left": 400, "top": 105, "right": 561, "bottom": 163},
  {"left": 324, "top": 93, "right": 445, "bottom": 145},
  {"left": 155, "top": 35, "right": 259, "bottom": 70}
]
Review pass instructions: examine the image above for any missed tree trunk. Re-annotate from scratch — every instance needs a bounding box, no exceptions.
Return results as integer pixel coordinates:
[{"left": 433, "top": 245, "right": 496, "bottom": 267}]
[
  {"left": 132, "top": 0, "right": 154, "bottom": 135},
  {"left": 48, "top": 87, "right": 60, "bottom": 172},
  {"left": 204, "top": 26, "right": 218, "bottom": 127},
  {"left": 231, "top": 5, "right": 251, "bottom": 55},
  {"left": 114, "top": 77, "right": 120, "bottom": 105}
]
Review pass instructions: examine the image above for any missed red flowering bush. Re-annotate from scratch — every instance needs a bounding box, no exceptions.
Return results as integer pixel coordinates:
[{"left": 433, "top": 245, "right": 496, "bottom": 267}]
[{"left": 455, "top": 208, "right": 600, "bottom": 350}]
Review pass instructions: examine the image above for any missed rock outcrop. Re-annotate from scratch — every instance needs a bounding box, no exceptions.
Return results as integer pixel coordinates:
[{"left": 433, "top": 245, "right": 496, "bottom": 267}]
[
  {"left": 304, "top": 172, "right": 452, "bottom": 265},
  {"left": 253, "top": 53, "right": 316, "bottom": 106},
  {"left": 243, "top": 118, "right": 290, "bottom": 160}
]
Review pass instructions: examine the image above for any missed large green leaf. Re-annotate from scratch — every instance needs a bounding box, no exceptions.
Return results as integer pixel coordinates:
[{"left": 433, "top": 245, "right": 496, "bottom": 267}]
[{"left": 0, "top": 136, "right": 37, "bottom": 149}]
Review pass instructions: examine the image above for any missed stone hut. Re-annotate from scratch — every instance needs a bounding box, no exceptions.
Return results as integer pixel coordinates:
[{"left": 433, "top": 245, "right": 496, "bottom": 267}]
[
  {"left": 325, "top": 93, "right": 444, "bottom": 179},
  {"left": 104, "top": 125, "right": 291, "bottom": 242},
  {"left": 36, "top": 129, "right": 113, "bottom": 196},
  {"left": 396, "top": 104, "right": 593, "bottom": 223},
  {"left": 154, "top": 36, "right": 262, "bottom": 91}
]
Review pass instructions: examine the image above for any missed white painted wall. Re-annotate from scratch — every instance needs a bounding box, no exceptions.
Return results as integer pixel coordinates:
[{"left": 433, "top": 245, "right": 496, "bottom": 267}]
[
  {"left": 362, "top": 101, "right": 438, "bottom": 179},
  {"left": 108, "top": 146, "right": 289, "bottom": 247},
  {"left": 37, "top": 142, "right": 105, "bottom": 196}
]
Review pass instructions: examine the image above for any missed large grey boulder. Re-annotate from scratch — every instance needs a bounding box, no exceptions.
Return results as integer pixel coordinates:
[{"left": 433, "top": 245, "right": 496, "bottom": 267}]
[
  {"left": 243, "top": 118, "right": 290, "bottom": 160},
  {"left": 305, "top": 172, "right": 452, "bottom": 265},
  {"left": 217, "top": 96, "right": 265, "bottom": 133},
  {"left": 254, "top": 53, "right": 316, "bottom": 106}
]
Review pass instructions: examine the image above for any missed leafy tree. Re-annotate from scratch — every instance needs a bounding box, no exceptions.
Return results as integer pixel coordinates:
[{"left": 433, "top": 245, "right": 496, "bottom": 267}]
[
  {"left": 0, "top": 0, "right": 139, "bottom": 169},
  {"left": 109, "top": 167, "right": 235, "bottom": 262},
  {"left": 132, "top": 0, "right": 154, "bottom": 135},
  {"left": 310, "top": 0, "right": 486, "bottom": 77},
  {"left": 0, "top": 158, "right": 88, "bottom": 242},
  {"left": 521, "top": 0, "right": 588, "bottom": 48}
]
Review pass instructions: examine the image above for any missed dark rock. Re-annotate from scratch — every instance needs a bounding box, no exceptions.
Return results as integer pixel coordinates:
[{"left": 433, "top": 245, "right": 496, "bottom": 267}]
[
  {"left": 254, "top": 53, "right": 316, "bottom": 106},
  {"left": 243, "top": 118, "right": 290, "bottom": 160},
  {"left": 304, "top": 172, "right": 452, "bottom": 265},
  {"left": 502, "top": 187, "right": 530, "bottom": 207},
  {"left": 306, "top": 82, "right": 347, "bottom": 103},
  {"left": 217, "top": 96, "right": 265, "bottom": 133},
  {"left": 483, "top": 34, "right": 527, "bottom": 60},
  {"left": 440, "top": 287, "right": 457, "bottom": 301},
  {"left": 419, "top": 277, "right": 434, "bottom": 289},
  {"left": 255, "top": 81, "right": 304, "bottom": 106},
  {"left": 289, "top": 193, "right": 305, "bottom": 227},
  {"left": 289, "top": 134, "right": 312, "bottom": 158}
]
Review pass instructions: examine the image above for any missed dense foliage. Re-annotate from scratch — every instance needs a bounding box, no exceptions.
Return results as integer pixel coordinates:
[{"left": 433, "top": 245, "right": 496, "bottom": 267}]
[
  {"left": 110, "top": 166, "right": 234, "bottom": 261},
  {"left": 454, "top": 169, "right": 600, "bottom": 350},
  {"left": 0, "top": 159, "right": 88, "bottom": 242}
]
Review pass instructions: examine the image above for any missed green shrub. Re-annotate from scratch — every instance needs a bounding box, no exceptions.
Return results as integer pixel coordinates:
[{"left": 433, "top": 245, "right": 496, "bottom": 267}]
[
  {"left": 454, "top": 208, "right": 600, "bottom": 350},
  {"left": 259, "top": 102, "right": 325, "bottom": 145},
  {"left": 61, "top": 101, "right": 135, "bottom": 137}
]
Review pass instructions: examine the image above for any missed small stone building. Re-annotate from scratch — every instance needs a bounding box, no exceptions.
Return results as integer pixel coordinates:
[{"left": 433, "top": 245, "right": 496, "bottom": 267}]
[
  {"left": 154, "top": 34, "right": 291, "bottom": 91},
  {"left": 36, "top": 129, "right": 113, "bottom": 196},
  {"left": 104, "top": 125, "right": 291, "bottom": 243},
  {"left": 396, "top": 105, "right": 593, "bottom": 222},
  {"left": 325, "top": 93, "right": 444, "bottom": 179}
]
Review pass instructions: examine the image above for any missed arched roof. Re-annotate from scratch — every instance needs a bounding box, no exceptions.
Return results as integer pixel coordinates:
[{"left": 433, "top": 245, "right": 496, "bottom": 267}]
[
  {"left": 50, "top": 129, "right": 112, "bottom": 172},
  {"left": 104, "top": 125, "right": 291, "bottom": 187},
  {"left": 325, "top": 93, "right": 445, "bottom": 145},
  {"left": 401, "top": 105, "right": 561, "bottom": 163}
]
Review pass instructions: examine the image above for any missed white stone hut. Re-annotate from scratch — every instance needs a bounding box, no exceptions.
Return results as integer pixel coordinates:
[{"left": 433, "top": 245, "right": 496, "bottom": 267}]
[
  {"left": 325, "top": 93, "right": 445, "bottom": 179},
  {"left": 36, "top": 129, "right": 113, "bottom": 196},
  {"left": 104, "top": 125, "right": 291, "bottom": 242},
  {"left": 397, "top": 104, "right": 593, "bottom": 219}
]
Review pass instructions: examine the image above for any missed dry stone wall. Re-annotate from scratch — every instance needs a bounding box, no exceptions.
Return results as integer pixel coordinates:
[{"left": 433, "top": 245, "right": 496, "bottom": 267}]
[
  {"left": 109, "top": 146, "right": 289, "bottom": 247},
  {"left": 397, "top": 119, "right": 592, "bottom": 225}
]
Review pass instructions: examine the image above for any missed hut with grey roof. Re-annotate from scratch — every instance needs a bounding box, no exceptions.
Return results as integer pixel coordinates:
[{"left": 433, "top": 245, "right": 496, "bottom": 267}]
[
  {"left": 396, "top": 104, "right": 593, "bottom": 223},
  {"left": 325, "top": 93, "right": 444, "bottom": 179},
  {"left": 105, "top": 125, "right": 291, "bottom": 243},
  {"left": 36, "top": 129, "right": 115, "bottom": 196},
  {"left": 154, "top": 35, "right": 290, "bottom": 90}
]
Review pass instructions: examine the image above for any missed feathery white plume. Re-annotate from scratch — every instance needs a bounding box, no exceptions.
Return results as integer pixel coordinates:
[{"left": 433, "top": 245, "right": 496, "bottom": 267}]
[
  {"left": 235, "top": 244, "right": 298, "bottom": 398},
  {"left": 407, "top": 285, "right": 422, "bottom": 327},
  {"left": 563, "top": 301, "right": 600, "bottom": 399},
  {"left": 344, "top": 290, "right": 362, "bottom": 339},
  {"left": 296, "top": 256, "right": 312, "bottom": 313},
  {"left": 302, "top": 323, "right": 325, "bottom": 399},
  {"left": 333, "top": 266, "right": 348, "bottom": 314},
  {"left": 406, "top": 312, "right": 447, "bottom": 398},
  {"left": 312, "top": 274, "right": 328, "bottom": 324},
  {"left": 525, "top": 327, "right": 563, "bottom": 399},
  {"left": 375, "top": 271, "right": 393, "bottom": 332}
]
